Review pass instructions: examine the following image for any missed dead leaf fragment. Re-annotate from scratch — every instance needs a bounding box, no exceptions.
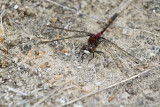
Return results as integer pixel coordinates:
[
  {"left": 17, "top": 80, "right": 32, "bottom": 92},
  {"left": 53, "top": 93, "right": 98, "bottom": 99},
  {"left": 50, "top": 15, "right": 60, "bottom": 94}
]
[
  {"left": 108, "top": 90, "right": 120, "bottom": 101},
  {"left": 2, "top": 60, "right": 6, "bottom": 67},
  {"left": 2, "top": 49, "right": 7, "bottom": 54},
  {"left": 37, "top": 51, "right": 47, "bottom": 58},
  {"left": 52, "top": 17, "right": 57, "bottom": 23},
  {"left": 0, "top": 37, "right": 4, "bottom": 43},
  {"left": 62, "top": 49, "right": 67, "bottom": 53},
  {"left": 53, "top": 75, "right": 63, "bottom": 79},
  {"left": 20, "top": 53, "right": 25, "bottom": 58},
  {"left": 27, "top": 50, "right": 33, "bottom": 58},
  {"left": 56, "top": 34, "right": 60, "bottom": 39}
]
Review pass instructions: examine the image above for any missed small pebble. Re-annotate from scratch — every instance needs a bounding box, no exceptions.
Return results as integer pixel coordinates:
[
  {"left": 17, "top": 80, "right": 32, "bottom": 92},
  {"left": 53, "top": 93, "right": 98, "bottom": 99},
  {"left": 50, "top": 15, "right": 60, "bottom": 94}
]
[
  {"left": 151, "top": 46, "right": 156, "bottom": 50},
  {"left": 14, "top": 5, "right": 19, "bottom": 10},
  {"left": 8, "top": 71, "right": 12, "bottom": 73},
  {"left": 77, "top": 66, "right": 82, "bottom": 69},
  {"left": 122, "top": 28, "right": 128, "bottom": 35},
  {"left": 12, "top": 57, "right": 18, "bottom": 63},
  {"left": 82, "top": 84, "right": 94, "bottom": 92},
  {"left": 73, "top": 103, "right": 83, "bottom": 107},
  {"left": 150, "top": 52, "right": 156, "bottom": 57},
  {"left": 65, "top": 53, "right": 68, "bottom": 56}
]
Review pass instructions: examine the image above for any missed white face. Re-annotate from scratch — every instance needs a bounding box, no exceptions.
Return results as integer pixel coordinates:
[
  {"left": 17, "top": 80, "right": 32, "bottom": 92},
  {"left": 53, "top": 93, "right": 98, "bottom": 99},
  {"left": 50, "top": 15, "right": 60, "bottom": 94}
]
[{"left": 84, "top": 50, "right": 90, "bottom": 54}]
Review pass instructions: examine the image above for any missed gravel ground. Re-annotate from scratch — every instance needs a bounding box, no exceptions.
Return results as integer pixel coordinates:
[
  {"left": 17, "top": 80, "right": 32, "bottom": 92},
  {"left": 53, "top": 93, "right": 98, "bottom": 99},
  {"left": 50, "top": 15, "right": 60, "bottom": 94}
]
[{"left": 0, "top": 0, "right": 160, "bottom": 107}]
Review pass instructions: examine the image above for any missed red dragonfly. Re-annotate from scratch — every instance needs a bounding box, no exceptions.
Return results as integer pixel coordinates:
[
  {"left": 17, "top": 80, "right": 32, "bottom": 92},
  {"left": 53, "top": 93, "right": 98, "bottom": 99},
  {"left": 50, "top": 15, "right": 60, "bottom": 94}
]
[
  {"left": 40, "top": 13, "right": 142, "bottom": 73},
  {"left": 80, "top": 13, "right": 119, "bottom": 62}
]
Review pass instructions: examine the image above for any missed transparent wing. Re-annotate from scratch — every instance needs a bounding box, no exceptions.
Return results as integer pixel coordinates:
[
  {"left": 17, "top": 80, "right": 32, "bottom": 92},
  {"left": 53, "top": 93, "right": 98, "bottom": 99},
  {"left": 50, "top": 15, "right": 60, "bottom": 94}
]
[
  {"left": 102, "top": 38, "right": 144, "bottom": 77},
  {"left": 40, "top": 25, "right": 91, "bottom": 43},
  {"left": 104, "top": 39, "right": 143, "bottom": 64}
]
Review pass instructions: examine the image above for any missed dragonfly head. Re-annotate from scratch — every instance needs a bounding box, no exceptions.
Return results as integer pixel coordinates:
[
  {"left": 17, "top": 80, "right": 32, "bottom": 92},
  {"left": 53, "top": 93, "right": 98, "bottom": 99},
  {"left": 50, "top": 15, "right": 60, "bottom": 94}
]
[
  {"left": 88, "top": 34, "right": 95, "bottom": 37},
  {"left": 82, "top": 45, "right": 95, "bottom": 54}
]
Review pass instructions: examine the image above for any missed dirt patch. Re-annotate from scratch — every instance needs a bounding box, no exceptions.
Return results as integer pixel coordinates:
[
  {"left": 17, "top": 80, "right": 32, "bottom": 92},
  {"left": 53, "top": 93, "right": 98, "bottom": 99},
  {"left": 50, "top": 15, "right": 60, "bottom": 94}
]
[{"left": 0, "top": 0, "right": 160, "bottom": 106}]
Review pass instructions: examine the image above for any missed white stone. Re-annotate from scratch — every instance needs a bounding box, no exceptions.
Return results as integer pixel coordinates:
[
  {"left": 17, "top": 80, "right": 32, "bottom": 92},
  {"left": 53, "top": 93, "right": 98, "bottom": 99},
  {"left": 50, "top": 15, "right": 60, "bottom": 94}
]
[{"left": 14, "top": 5, "right": 19, "bottom": 10}]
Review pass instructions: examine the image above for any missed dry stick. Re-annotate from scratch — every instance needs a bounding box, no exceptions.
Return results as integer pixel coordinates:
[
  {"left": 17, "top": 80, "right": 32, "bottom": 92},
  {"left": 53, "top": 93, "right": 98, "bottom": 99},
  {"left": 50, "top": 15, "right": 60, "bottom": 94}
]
[
  {"left": 110, "top": 0, "right": 133, "bottom": 15},
  {"left": 59, "top": 65, "right": 160, "bottom": 107},
  {"left": 0, "top": 10, "right": 5, "bottom": 17},
  {"left": 32, "top": 77, "right": 76, "bottom": 107},
  {"left": 4, "top": 85, "right": 28, "bottom": 96}
]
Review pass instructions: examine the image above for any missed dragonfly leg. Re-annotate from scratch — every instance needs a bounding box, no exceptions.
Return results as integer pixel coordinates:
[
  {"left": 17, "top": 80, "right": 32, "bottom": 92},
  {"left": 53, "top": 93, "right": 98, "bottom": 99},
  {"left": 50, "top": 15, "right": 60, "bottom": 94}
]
[
  {"left": 95, "top": 51, "right": 106, "bottom": 59},
  {"left": 78, "top": 47, "right": 83, "bottom": 56},
  {"left": 81, "top": 53, "right": 86, "bottom": 63},
  {"left": 100, "top": 37, "right": 105, "bottom": 39},
  {"left": 87, "top": 52, "right": 95, "bottom": 64}
]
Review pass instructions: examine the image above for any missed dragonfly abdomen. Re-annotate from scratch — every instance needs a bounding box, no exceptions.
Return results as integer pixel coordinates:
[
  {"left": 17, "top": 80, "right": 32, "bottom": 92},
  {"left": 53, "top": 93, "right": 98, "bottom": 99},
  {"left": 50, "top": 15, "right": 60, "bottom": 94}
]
[{"left": 100, "top": 13, "right": 119, "bottom": 35}]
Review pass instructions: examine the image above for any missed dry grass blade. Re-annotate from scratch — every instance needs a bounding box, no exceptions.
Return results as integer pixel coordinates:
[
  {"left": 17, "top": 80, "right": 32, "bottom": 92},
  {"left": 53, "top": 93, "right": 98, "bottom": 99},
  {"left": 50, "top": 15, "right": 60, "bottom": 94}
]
[
  {"left": 0, "top": 15, "right": 5, "bottom": 42},
  {"left": 110, "top": 0, "right": 134, "bottom": 15},
  {"left": 58, "top": 65, "right": 160, "bottom": 107}
]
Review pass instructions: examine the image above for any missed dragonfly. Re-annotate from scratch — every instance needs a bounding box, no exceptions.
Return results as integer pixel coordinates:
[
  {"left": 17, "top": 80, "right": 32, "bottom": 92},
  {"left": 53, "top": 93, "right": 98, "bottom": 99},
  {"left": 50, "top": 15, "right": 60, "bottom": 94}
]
[
  {"left": 40, "top": 13, "right": 143, "bottom": 75},
  {"left": 79, "top": 13, "right": 119, "bottom": 62}
]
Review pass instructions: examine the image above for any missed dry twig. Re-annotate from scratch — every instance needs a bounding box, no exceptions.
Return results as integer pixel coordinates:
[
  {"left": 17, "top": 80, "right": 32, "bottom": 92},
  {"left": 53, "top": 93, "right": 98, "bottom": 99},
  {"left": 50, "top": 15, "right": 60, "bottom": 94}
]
[{"left": 4, "top": 85, "right": 28, "bottom": 96}]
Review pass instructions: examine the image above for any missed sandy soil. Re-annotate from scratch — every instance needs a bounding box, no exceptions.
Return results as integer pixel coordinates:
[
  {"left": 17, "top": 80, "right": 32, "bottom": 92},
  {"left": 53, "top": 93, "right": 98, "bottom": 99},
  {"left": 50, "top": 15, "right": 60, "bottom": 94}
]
[{"left": 0, "top": 0, "right": 160, "bottom": 106}]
